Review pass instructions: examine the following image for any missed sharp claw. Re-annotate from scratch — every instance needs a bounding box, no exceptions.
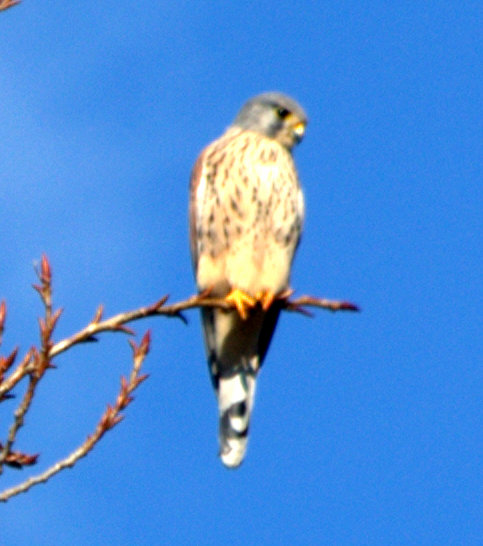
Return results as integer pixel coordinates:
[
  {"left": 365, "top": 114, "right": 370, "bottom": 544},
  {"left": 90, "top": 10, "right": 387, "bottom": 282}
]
[
  {"left": 260, "top": 291, "right": 275, "bottom": 311},
  {"left": 255, "top": 289, "right": 291, "bottom": 311},
  {"left": 225, "top": 289, "right": 256, "bottom": 320}
]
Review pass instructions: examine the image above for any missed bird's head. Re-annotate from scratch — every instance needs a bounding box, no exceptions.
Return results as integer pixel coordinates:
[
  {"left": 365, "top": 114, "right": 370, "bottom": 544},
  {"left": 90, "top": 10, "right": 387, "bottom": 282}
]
[{"left": 232, "top": 92, "right": 308, "bottom": 150}]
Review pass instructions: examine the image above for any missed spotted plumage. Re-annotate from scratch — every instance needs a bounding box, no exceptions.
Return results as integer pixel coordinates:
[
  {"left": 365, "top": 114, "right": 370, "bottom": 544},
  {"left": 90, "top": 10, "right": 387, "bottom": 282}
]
[{"left": 189, "top": 92, "right": 307, "bottom": 467}]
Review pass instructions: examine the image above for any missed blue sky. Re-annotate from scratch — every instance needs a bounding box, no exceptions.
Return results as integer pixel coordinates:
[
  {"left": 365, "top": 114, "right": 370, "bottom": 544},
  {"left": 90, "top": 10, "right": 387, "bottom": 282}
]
[{"left": 1, "top": 1, "right": 481, "bottom": 544}]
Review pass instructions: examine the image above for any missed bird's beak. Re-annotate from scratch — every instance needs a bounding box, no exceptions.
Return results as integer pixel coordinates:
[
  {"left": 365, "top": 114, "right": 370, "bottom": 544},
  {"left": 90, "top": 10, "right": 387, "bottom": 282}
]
[{"left": 293, "top": 121, "right": 306, "bottom": 142}]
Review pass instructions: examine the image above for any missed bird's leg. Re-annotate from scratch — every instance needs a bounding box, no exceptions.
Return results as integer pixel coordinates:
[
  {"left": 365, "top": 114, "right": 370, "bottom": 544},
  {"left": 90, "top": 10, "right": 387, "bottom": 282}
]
[
  {"left": 225, "top": 289, "right": 256, "bottom": 320},
  {"left": 256, "top": 288, "right": 294, "bottom": 311}
]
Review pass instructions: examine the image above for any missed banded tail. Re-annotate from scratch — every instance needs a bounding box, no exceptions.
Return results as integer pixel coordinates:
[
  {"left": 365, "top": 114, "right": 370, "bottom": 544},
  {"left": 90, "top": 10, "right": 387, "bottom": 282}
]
[
  {"left": 200, "top": 304, "right": 281, "bottom": 468},
  {"left": 217, "top": 367, "right": 257, "bottom": 468}
]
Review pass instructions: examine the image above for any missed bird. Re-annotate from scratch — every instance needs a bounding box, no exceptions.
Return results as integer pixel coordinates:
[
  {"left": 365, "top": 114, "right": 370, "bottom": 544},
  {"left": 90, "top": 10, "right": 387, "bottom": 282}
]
[{"left": 189, "top": 92, "right": 307, "bottom": 468}]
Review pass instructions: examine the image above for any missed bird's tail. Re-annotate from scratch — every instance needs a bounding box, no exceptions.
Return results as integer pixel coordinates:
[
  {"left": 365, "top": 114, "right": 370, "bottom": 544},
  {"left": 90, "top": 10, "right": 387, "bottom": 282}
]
[{"left": 217, "top": 368, "right": 257, "bottom": 468}]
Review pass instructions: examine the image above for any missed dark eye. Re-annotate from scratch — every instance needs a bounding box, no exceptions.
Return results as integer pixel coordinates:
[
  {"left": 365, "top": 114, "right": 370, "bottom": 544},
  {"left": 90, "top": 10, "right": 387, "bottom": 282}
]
[{"left": 276, "top": 106, "right": 290, "bottom": 119}]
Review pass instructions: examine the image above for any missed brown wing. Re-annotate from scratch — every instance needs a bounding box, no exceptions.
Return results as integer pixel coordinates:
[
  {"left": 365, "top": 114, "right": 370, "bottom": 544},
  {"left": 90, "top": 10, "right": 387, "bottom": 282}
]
[{"left": 188, "top": 149, "right": 207, "bottom": 273}]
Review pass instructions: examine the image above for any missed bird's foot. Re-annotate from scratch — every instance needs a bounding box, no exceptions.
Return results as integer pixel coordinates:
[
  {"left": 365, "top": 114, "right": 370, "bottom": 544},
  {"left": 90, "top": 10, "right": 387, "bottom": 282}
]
[
  {"left": 255, "top": 290, "right": 275, "bottom": 311},
  {"left": 256, "top": 288, "right": 294, "bottom": 310},
  {"left": 225, "top": 289, "right": 256, "bottom": 320}
]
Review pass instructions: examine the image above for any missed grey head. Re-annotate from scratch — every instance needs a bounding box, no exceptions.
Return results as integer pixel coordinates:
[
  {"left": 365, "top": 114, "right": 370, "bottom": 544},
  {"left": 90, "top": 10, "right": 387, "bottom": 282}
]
[{"left": 231, "top": 92, "right": 308, "bottom": 150}]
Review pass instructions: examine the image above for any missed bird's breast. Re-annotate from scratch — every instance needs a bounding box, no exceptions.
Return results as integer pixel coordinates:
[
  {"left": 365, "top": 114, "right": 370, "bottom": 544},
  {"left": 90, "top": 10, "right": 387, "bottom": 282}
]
[{"left": 195, "top": 133, "right": 303, "bottom": 296}]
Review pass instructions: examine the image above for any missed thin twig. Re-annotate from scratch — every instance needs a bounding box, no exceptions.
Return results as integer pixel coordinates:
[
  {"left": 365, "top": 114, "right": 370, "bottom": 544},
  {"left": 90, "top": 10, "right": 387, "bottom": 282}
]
[
  {"left": 0, "top": 253, "right": 358, "bottom": 498},
  {"left": 0, "top": 257, "right": 56, "bottom": 473},
  {"left": 0, "top": 349, "right": 34, "bottom": 401},
  {"left": 0, "top": 0, "right": 20, "bottom": 12},
  {"left": 284, "top": 295, "right": 360, "bottom": 313},
  {"left": 49, "top": 292, "right": 358, "bottom": 359},
  {"left": 0, "top": 332, "right": 150, "bottom": 502},
  {"left": 0, "top": 443, "right": 37, "bottom": 467},
  {"left": 0, "top": 301, "right": 6, "bottom": 347}
]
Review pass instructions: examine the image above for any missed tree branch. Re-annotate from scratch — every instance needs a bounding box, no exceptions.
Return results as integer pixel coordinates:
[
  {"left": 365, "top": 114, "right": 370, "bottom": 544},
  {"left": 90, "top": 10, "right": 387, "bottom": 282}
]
[
  {"left": 0, "top": 0, "right": 20, "bottom": 12},
  {"left": 0, "top": 257, "right": 58, "bottom": 474},
  {"left": 0, "top": 254, "right": 358, "bottom": 500},
  {"left": 0, "top": 332, "right": 150, "bottom": 502},
  {"left": 49, "top": 291, "right": 358, "bottom": 359}
]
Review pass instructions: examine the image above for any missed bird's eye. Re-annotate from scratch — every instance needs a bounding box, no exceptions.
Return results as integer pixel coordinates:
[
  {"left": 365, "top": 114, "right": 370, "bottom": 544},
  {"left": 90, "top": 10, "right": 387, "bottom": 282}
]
[{"left": 276, "top": 106, "right": 290, "bottom": 119}]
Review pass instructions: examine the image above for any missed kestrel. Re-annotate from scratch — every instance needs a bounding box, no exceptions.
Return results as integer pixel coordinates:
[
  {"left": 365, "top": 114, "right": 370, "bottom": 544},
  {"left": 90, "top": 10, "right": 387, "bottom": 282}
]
[{"left": 189, "top": 92, "right": 307, "bottom": 467}]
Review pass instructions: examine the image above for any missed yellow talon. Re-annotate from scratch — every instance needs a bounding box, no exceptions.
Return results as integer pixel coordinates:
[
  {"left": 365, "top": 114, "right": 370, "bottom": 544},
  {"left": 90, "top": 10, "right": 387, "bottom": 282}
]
[
  {"left": 255, "top": 290, "right": 275, "bottom": 311},
  {"left": 226, "top": 289, "right": 256, "bottom": 320}
]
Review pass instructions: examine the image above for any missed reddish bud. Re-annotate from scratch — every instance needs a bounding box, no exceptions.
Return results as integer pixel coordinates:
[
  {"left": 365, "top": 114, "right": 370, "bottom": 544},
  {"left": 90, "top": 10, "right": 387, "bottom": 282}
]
[
  {"left": 149, "top": 295, "right": 169, "bottom": 312},
  {"left": 0, "top": 347, "right": 18, "bottom": 373},
  {"left": 120, "top": 375, "right": 128, "bottom": 392},
  {"left": 38, "top": 317, "right": 46, "bottom": 336},
  {"left": 135, "top": 373, "right": 149, "bottom": 386},
  {"left": 40, "top": 254, "right": 51, "bottom": 284},
  {"left": 92, "top": 305, "right": 104, "bottom": 324},
  {"left": 140, "top": 330, "right": 151, "bottom": 354},
  {"left": 0, "top": 300, "right": 6, "bottom": 330}
]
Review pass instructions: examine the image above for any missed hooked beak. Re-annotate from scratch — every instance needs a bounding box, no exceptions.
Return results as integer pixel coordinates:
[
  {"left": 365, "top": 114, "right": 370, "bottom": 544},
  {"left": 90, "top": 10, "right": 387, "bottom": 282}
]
[{"left": 293, "top": 121, "right": 306, "bottom": 142}]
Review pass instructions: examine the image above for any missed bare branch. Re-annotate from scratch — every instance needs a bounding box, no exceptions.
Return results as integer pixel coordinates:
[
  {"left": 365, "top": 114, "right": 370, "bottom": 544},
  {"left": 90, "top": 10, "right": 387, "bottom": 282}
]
[
  {"left": 0, "top": 370, "right": 37, "bottom": 472},
  {"left": 49, "top": 292, "right": 358, "bottom": 360},
  {"left": 0, "top": 256, "right": 57, "bottom": 474},
  {"left": 0, "top": 333, "right": 150, "bottom": 502},
  {"left": 0, "top": 253, "right": 358, "bottom": 499},
  {"left": 283, "top": 295, "right": 360, "bottom": 313},
  {"left": 0, "top": 0, "right": 20, "bottom": 12}
]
